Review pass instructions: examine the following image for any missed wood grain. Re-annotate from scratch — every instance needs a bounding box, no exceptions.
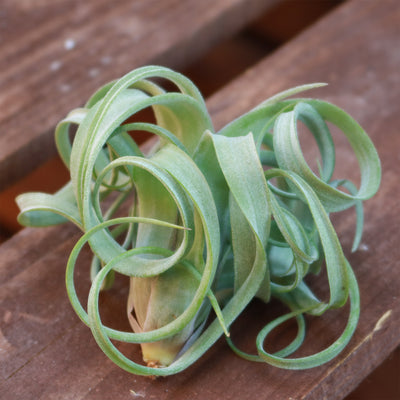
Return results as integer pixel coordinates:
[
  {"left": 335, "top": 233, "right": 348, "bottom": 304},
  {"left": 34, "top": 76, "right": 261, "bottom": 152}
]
[
  {"left": 0, "top": 0, "right": 279, "bottom": 190},
  {"left": 1, "top": 0, "right": 400, "bottom": 399},
  {"left": 208, "top": 1, "right": 400, "bottom": 397}
]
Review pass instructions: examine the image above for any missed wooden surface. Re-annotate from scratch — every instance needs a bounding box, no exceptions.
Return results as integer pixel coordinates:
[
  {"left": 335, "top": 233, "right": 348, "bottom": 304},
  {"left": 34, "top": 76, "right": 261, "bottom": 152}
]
[
  {"left": 0, "top": 0, "right": 278, "bottom": 190},
  {"left": 1, "top": 0, "right": 400, "bottom": 399}
]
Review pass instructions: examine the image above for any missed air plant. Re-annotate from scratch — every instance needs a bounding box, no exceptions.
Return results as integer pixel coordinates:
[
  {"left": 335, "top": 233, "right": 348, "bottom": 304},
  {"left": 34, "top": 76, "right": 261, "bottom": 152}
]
[{"left": 16, "top": 66, "right": 381, "bottom": 376}]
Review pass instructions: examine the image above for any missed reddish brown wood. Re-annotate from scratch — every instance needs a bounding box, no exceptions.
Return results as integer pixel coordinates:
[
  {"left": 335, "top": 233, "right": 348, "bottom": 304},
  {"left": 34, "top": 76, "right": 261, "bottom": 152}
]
[
  {"left": 208, "top": 0, "right": 400, "bottom": 398},
  {"left": 1, "top": 0, "right": 400, "bottom": 399},
  {"left": 0, "top": 0, "right": 279, "bottom": 190}
]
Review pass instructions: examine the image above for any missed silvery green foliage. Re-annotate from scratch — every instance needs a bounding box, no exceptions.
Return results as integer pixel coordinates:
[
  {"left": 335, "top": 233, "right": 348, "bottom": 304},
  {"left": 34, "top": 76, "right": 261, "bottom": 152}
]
[{"left": 17, "top": 66, "right": 380, "bottom": 376}]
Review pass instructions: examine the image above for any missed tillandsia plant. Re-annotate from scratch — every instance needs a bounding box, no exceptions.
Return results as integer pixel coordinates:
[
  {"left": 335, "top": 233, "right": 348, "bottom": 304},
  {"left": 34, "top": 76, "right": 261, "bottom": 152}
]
[{"left": 16, "top": 66, "right": 381, "bottom": 376}]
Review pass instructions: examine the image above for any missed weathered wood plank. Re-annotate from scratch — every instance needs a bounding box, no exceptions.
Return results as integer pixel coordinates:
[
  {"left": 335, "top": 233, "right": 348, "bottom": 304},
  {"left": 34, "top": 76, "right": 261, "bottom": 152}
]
[
  {"left": 0, "top": 0, "right": 279, "bottom": 190},
  {"left": 210, "top": 0, "right": 400, "bottom": 398},
  {"left": 1, "top": 0, "right": 399, "bottom": 399}
]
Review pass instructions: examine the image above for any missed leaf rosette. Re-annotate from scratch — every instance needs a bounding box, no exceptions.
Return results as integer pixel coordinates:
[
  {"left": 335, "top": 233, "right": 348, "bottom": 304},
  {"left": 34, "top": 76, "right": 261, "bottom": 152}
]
[{"left": 16, "top": 66, "right": 381, "bottom": 376}]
